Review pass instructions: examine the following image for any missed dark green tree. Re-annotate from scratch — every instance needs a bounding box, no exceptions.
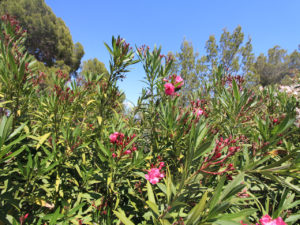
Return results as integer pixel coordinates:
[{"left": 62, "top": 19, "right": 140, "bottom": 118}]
[
  {"left": 255, "top": 46, "right": 300, "bottom": 86},
  {"left": 0, "top": 0, "right": 84, "bottom": 73},
  {"left": 81, "top": 58, "right": 108, "bottom": 78},
  {"left": 204, "top": 26, "right": 255, "bottom": 82},
  {"left": 172, "top": 26, "right": 255, "bottom": 102},
  {"left": 72, "top": 42, "right": 85, "bottom": 75}
]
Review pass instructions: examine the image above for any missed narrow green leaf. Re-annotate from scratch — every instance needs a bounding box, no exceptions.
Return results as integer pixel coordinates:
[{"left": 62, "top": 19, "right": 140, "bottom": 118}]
[
  {"left": 232, "top": 78, "right": 240, "bottom": 104},
  {"left": 221, "top": 172, "right": 244, "bottom": 201},
  {"left": 113, "top": 210, "right": 135, "bottom": 225},
  {"left": 185, "top": 191, "right": 208, "bottom": 225},
  {"left": 147, "top": 181, "right": 156, "bottom": 204},
  {"left": 36, "top": 132, "right": 51, "bottom": 150},
  {"left": 209, "top": 175, "right": 226, "bottom": 210},
  {"left": 146, "top": 201, "right": 159, "bottom": 216}
]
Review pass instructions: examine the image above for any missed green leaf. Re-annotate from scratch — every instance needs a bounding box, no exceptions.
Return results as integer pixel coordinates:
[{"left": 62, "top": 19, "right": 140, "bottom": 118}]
[
  {"left": 96, "top": 140, "right": 110, "bottom": 157},
  {"left": 209, "top": 175, "right": 226, "bottom": 211},
  {"left": 146, "top": 200, "right": 159, "bottom": 216},
  {"left": 220, "top": 172, "right": 244, "bottom": 201},
  {"left": 271, "top": 115, "right": 295, "bottom": 136},
  {"left": 214, "top": 219, "right": 242, "bottom": 225},
  {"left": 185, "top": 191, "right": 208, "bottom": 225},
  {"left": 217, "top": 209, "right": 257, "bottom": 220},
  {"left": 147, "top": 181, "right": 156, "bottom": 204},
  {"left": 48, "top": 207, "right": 62, "bottom": 225},
  {"left": 0, "top": 145, "right": 26, "bottom": 163},
  {"left": 232, "top": 78, "right": 240, "bottom": 104},
  {"left": 157, "top": 183, "right": 167, "bottom": 195},
  {"left": 68, "top": 203, "right": 85, "bottom": 215},
  {"left": 7, "top": 123, "right": 26, "bottom": 140},
  {"left": 285, "top": 214, "right": 300, "bottom": 223},
  {"left": 195, "top": 123, "right": 208, "bottom": 150},
  {"left": 113, "top": 209, "right": 135, "bottom": 225},
  {"left": 36, "top": 132, "right": 51, "bottom": 150}
]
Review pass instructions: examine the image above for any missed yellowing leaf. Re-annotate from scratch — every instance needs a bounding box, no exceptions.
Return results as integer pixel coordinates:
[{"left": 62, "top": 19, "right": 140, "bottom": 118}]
[
  {"left": 97, "top": 116, "right": 103, "bottom": 125},
  {"left": 107, "top": 174, "right": 112, "bottom": 187},
  {"left": 55, "top": 174, "right": 61, "bottom": 192},
  {"left": 17, "top": 110, "right": 21, "bottom": 116},
  {"left": 24, "top": 125, "right": 30, "bottom": 134},
  {"left": 113, "top": 209, "right": 135, "bottom": 225},
  {"left": 145, "top": 155, "right": 153, "bottom": 160},
  {"left": 82, "top": 153, "right": 86, "bottom": 164},
  {"left": 36, "top": 132, "right": 51, "bottom": 150},
  {"left": 268, "top": 150, "right": 279, "bottom": 157},
  {"left": 87, "top": 100, "right": 95, "bottom": 105},
  {"left": 178, "top": 167, "right": 183, "bottom": 173},
  {"left": 35, "top": 199, "right": 54, "bottom": 209}
]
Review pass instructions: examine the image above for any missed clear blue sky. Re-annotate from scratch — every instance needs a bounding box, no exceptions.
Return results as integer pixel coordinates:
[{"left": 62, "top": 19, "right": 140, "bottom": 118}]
[{"left": 45, "top": 0, "right": 300, "bottom": 105}]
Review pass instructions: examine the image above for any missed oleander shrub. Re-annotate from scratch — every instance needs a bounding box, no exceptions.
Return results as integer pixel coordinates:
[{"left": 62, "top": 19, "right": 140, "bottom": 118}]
[{"left": 0, "top": 15, "right": 299, "bottom": 225}]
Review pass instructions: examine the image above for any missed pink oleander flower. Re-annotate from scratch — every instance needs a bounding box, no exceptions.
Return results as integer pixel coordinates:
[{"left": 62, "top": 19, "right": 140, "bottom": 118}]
[
  {"left": 175, "top": 75, "right": 184, "bottom": 88},
  {"left": 158, "top": 161, "right": 165, "bottom": 169},
  {"left": 145, "top": 168, "right": 164, "bottom": 184},
  {"left": 124, "top": 150, "right": 131, "bottom": 155},
  {"left": 194, "top": 108, "right": 204, "bottom": 117},
  {"left": 164, "top": 83, "right": 175, "bottom": 96},
  {"left": 240, "top": 215, "right": 287, "bottom": 225},
  {"left": 109, "top": 132, "right": 119, "bottom": 143},
  {"left": 19, "top": 213, "right": 29, "bottom": 225},
  {"left": 112, "top": 153, "right": 117, "bottom": 158},
  {"left": 259, "top": 215, "right": 287, "bottom": 225}
]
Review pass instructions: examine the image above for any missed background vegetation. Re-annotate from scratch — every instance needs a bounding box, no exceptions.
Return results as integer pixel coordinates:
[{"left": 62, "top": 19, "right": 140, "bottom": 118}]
[{"left": 0, "top": 1, "right": 299, "bottom": 224}]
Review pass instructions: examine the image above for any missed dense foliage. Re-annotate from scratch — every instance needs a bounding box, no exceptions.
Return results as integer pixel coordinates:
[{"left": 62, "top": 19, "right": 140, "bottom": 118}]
[
  {"left": 171, "top": 26, "right": 300, "bottom": 94},
  {"left": 0, "top": 0, "right": 84, "bottom": 73},
  {"left": 0, "top": 15, "right": 299, "bottom": 225}
]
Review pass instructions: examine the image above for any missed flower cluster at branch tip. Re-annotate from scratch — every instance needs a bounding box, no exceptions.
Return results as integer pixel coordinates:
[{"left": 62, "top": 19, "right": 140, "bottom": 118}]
[
  {"left": 240, "top": 214, "right": 287, "bottom": 225},
  {"left": 109, "top": 132, "right": 137, "bottom": 158},
  {"left": 222, "top": 72, "right": 245, "bottom": 90},
  {"left": 237, "top": 187, "right": 250, "bottom": 198},
  {"left": 197, "top": 136, "right": 240, "bottom": 177},
  {"left": 191, "top": 99, "right": 208, "bottom": 118},
  {"left": 1, "top": 14, "right": 27, "bottom": 37},
  {"left": 19, "top": 213, "right": 29, "bottom": 225},
  {"left": 175, "top": 75, "right": 184, "bottom": 88},
  {"left": 145, "top": 162, "right": 165, "bottom": 184},
  {"left": 163, "top": 74, "right": 184, "bottom": 96},
  {"left": 164, "top": 83, "right": 175, "bottom": 95}
]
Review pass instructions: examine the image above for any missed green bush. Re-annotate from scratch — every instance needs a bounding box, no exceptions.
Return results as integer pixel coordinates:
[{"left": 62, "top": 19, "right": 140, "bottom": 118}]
[{"left": 0, "top": 15, "right": 299, "bottom": 225}]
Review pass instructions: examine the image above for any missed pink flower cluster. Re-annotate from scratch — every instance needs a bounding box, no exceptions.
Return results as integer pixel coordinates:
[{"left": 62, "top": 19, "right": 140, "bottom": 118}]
[
  {"left": 197, "top": 136, "right": 240, "bottom": 177},
  {"left": 145, "top": 162, "right": 165, "bottom": 184},
  {"left": 241, "top": 214, "right": 287, "bottom": 225},
  {"left": 163, "top": 74, "right": 184, "bottom": 96},
  {"left": 224, "top": 74, "right": 245, "bottom": 90},
  {"left": 109, "top": 132, "right": 137, "bottom": 158},
  {"left": 190, "top": 99, "right": 208, "bottom": 118}
]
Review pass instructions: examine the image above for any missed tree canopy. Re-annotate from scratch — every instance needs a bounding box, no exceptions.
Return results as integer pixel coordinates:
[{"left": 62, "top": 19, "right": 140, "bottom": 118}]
[
  {"left": 254, "top": 46, "right": 300, "bottom": 86},
  {"left": 172, "top": 25, "right": 299, "bottom": 95},
  {"left": 172, "top": 26, "right": 255, "bottom": 101},
  {"left": 0, "top": 0, "right": 84, "bottom": 73},
  {"left": 81, "top": 58, "right": 108, "bottom": 78}
]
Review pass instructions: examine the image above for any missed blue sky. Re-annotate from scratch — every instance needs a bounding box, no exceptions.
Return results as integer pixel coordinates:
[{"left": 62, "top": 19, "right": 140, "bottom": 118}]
[{"left": 45, "top": 0, "right": 300, "bottom": 105}]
